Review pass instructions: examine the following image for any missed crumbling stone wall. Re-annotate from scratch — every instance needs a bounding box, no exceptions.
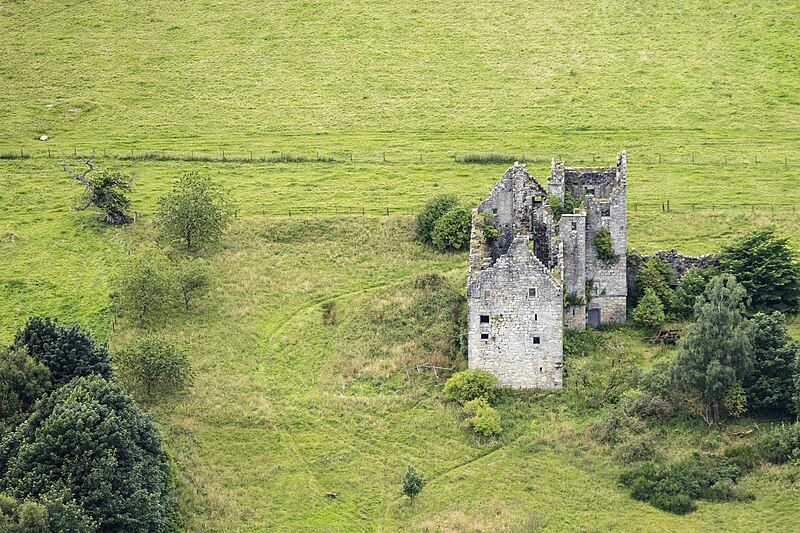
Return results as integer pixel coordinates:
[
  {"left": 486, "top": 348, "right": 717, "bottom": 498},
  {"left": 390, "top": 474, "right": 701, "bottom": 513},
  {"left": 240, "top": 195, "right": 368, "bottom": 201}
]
[
  {"left": 467, "top": 238, "right": 563, "bottom": 389},
  {"left": 627, "top": 249, "right": 720, "bottom": 304}
]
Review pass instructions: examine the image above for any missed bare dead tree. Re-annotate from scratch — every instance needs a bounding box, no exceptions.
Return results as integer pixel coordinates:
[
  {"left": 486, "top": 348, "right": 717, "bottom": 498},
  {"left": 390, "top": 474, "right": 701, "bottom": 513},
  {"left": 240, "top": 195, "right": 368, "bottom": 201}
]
[{"left": 63, "top": 158, "right": 134, "bottom": 225}]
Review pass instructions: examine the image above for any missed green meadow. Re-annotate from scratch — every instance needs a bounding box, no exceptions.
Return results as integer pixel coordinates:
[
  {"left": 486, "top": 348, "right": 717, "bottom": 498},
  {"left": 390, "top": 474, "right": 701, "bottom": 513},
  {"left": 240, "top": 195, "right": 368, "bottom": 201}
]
[{"left": 1, "top": 0, "right": 799, "bottom": 530}]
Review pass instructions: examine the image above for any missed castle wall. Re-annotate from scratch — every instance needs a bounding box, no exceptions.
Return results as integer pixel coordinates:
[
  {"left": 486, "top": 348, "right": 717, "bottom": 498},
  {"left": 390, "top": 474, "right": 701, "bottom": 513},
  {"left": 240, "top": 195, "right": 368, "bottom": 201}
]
[
  {"left": 581, "top": 154, "right": 628, "bottom": 324},
  {"left": 561, "top": 213, "right": 587, "bottom": 331},
  {"left": 467, "top": 238, "right": 563, "bottom": 389}
]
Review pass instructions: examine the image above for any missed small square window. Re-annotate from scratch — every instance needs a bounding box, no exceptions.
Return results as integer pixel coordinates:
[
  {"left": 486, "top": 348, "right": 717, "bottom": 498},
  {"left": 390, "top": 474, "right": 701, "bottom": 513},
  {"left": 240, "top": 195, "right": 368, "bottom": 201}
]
[
  {"left": 533, "top": 336, "right": 541, "bottom": 345},
  {"left": 484, "top": 290, "right": 491, "bottom": 299},
  {"left": 480, "top": 315, "right": 490, "bottom": 324},
  {"left": 480, "top": 332, "right": 489, "bottom": 340},
  {"left": 492, "top": 208, "right": 498, "bottom": 215},
  {"left": 534, "top": 313, "right": 538, "bottom": 322},
  {"left": 528, "top": 288, "right": 537, "bottom": 298}
]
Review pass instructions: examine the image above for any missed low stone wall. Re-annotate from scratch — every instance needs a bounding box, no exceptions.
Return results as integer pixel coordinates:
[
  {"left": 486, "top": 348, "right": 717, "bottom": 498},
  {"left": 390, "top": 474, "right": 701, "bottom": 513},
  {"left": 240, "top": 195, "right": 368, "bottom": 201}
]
[{"left": 627, "top": 249, "right": 720, "bottom": 305}]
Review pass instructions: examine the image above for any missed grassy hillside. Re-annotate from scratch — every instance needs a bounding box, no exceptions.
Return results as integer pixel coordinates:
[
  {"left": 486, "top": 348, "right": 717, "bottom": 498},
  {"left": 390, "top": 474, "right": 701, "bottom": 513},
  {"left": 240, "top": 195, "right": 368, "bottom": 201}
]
[
  {"left": 1, "top": 0, "right": 798, "bottom": 162},
  {"left": 2, "top": 0, "right": 800, "bottom": 530}
]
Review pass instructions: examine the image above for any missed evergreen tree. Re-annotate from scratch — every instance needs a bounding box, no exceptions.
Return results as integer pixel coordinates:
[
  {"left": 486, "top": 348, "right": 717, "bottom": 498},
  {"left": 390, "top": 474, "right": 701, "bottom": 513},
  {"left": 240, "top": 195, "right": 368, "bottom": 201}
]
[
  {"left": 12, "top": 317, "right": 112, "bottom": 385},
  {"left": 745, "top": 312, "right": 799, "bottom": 417},
  {"left": 674, "top": 267, "right": 715, "bottom": 318},
  {"left": 402, "top": 465, "right": 425, "bottom": 503},
  {"left": 636, "top": 258, "right": 675, "bottom": 311},
  {"left": 631, "top": 289, "right": 666, "bottom": 330},
  {"left": 672, "top": 275, "right": 754, "bottom": 426},
  {"left": 0, "top": 376, "right": 177, "bottom": 531},
  {"left": 0, "top": 347, "right": 50, "bottom": 425},
  {"left": 720, "top": 227, "right": 800, "bottom": 314}
]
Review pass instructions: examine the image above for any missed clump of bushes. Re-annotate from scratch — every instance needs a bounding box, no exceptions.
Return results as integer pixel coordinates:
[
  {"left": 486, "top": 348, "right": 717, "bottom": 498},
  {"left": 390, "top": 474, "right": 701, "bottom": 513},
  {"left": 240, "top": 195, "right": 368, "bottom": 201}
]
[
  {"left": 463, "top": 397, "right": 502, "bottom": 438},
  {"left": 444, "top": 370, "right": 502, "bottom": 438},
  {"left": 416, "top": 195, "right": 471, "bottom": 252},
  {"left": 619, "top": 454, "right": 749, "bottom": 514},
  {"left": 444, "top": 369, "right": 499, "bottom": 405}
]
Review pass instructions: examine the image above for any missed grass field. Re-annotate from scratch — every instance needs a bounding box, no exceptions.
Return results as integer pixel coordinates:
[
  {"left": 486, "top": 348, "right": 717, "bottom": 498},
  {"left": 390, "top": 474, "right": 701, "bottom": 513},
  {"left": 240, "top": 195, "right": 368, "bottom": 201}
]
[{"left": 1, "top": 0, "right": 800, "bottom": 530}]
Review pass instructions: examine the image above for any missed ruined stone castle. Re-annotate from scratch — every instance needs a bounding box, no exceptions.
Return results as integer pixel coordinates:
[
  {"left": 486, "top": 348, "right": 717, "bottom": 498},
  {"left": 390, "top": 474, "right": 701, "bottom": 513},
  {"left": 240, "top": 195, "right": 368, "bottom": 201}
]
[{"left": 467, "top": 152, "right": 628, "bottom": 389}]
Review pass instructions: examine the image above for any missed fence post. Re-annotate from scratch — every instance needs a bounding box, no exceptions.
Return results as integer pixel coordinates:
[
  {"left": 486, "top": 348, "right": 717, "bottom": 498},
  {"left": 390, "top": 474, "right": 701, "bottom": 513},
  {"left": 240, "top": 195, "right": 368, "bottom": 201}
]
[
  {"left": 222, "top": 150, "right": 226, "bottom": 161},
  {"left": 73, "top": 147, "right": 77, "bottom": 157},
  {"left": 691, "top": 154, "right": 694, "bottom": 164},
  {"left": 667, "top": 200, "right": 670, "bottom": 212},
  {"left": 383, "top": 153, "right": 386, "bottom": 163},
  {"left": 288, "top": 209, "right": 292, "bottom": 217},
  {"left": 658, "top": 153, "right": 662, "bottom": 163},
  {"left": 350, "top": 152, "right": 353, "bottom": 163},
  {"left": 755, "top": 155, "right": 758, "bottom": 164},
  {"left": 362, "top": 207, "right": 365, "bottom": 216},
  {"left": 386, "top": 207, "right": 389, "bottom": 217}
]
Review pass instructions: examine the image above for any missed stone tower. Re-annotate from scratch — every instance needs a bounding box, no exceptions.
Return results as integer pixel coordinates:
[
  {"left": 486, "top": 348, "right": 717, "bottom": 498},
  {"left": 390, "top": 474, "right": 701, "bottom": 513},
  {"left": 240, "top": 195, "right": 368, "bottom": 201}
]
[{"left": 467, "top": 153, "right": 627, "bottom": 389}]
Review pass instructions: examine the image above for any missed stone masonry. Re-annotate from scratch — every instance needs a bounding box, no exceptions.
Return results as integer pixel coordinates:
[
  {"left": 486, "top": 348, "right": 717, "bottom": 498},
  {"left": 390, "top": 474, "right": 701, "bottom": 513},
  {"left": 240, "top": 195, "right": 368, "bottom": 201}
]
[{"left": 467, "top": 153, "right": 628, "bottom": 389}]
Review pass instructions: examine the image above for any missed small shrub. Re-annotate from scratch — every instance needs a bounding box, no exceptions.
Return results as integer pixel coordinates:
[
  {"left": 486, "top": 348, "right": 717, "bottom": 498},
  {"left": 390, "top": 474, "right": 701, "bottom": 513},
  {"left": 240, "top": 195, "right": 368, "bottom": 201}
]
[
  {"left": 615, "top": 432, "right": 662, "bottom": 463},
  {"left": 173, "top": 258, "right": 211, "bottom": 311},
  {"left": 443, "top": 369, "right": 499, "bottom": 405},
  {"left": 631, "top": 289, "right": 666, "bottom": 330},
  {"left": 321, "top": 301, "right": 337, "bottom": 326},
  {"left": 430, "top": 205, "right": 471, "bottom": 252},
  {"left": 638, "top": 358, "right": 675, "bottom": 400},
  {"left": 402, "top": 465, "right": 425, "bottom": 503},
  {"left": 650, "top": 493, "right": 696, "bottom": 515},
  {"left": 118, "top": 248, "right": 172, "bottom": 327},
  {"left": 758, "top": 423, "right": 800, "bottom": 465},
  {"left": 416, "top": 195, "right": 458, "bottom": 245},
  {"left": 590, "top": 408, "right": 644, "bottom": 445},
  {"left": 481, "top": 211, "right": 500, "bottom": 242},
  {"left": 463, "top": 396, "right": 490, "bottom": 417},
  {"left": 413, "top": 272, "right": 447, "bottom": 291},
  {"left": 468, "top": 402, "right": 502, "bottom": 438},
  {"left": 621, "top": 390, "right": 673, "bottom": 420},
  {"left": 548, "top": 191, "right": 583, "bottom": 220},
  {"left": 674, "top": 268, "right": 714, "bottom": 317},
  {"left": 723, "top": 443, "right": 761, "bottom": 474},
  {"left": 593, "top": 227, "right": 619, "bottom": 265}
]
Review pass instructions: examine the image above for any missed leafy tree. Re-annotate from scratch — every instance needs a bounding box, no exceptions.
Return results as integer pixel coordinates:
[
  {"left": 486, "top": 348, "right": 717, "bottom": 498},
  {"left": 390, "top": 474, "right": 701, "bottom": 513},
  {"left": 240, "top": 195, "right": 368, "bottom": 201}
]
[
  {"left": 63, "top": 160, "right": 133, "bottom": 225},
  {"left": 0, "top": 376, "right": 178, "bottom": 531},
  {"left": 672, "top": 275, "right": 754, "bottom": 426},
  {"left": 116, "top": 338, "right": 194, "bottom": 404},
  {"left": 594, "top": 227, "right": 619, "bottom": 265},
  {"left": 744, "top": 312, "right": 799, "bottom": 417},
  {"left": 415, "top": 195, "right": 459, "bottom": 245},
  {"left": 0, "top": 347, "right": 50, "bottom": 425},
  {"left": 636, "top": 257, "right": 675, "bottom": 311},
  {"left": 173, "top": 258, "right": 211, "bottom": 311},
  {"left": 430, "top": 205, "right": 471, "bottom": 252},
  {"left": 118, "top": 248, "right": 171, "bottom": 327},
  {"left": 157, "top": 172, "right": 234, "bottom": 253},
  {"left": 443, "top": 369, "right": 498, "bottom": 404},
  {"left": 631, "top": 289, "right": 666, "bottom": 330},
  {"left": 12, "top": 316, "right": 112, "bottom": 385},
  {"left": 720, "top": 227, "right": 800, "bottom": 314},
  {"left": 402, "top": 465, "right": 425, "bottom": 503},
  {"left": 674, "top": 268, "right": 715, "bottom": 318}
]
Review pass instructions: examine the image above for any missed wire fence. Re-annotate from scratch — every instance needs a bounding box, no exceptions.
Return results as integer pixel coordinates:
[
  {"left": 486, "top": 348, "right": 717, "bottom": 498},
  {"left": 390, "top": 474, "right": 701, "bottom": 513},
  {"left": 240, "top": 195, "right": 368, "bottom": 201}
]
[
  {"left": 0, "top": 147, "right": 797, "bottom": 167},
  {"left": 251, "top": 202, "right": 800, "bottom": 218}
]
